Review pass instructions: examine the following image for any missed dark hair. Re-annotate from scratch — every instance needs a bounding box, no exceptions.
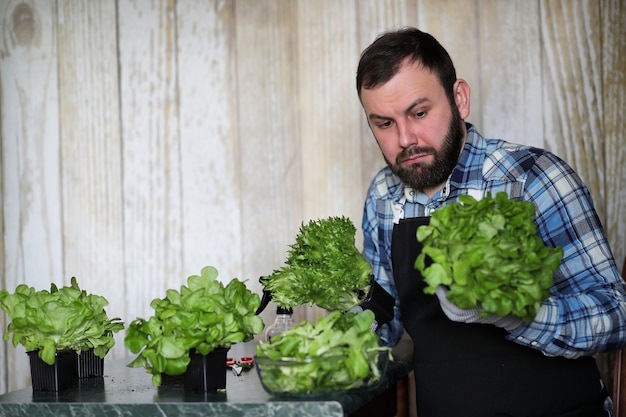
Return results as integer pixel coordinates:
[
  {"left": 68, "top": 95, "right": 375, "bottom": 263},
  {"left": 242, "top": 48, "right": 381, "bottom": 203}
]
[{"left": 356, "top": 27, "right": 457, "bottom": 105}]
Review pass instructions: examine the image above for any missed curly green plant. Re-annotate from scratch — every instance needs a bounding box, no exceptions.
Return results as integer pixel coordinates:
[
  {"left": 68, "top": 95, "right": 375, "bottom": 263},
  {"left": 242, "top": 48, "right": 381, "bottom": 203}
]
[{"left": 260, "top": 216, "right": 372, "bottom": 311}]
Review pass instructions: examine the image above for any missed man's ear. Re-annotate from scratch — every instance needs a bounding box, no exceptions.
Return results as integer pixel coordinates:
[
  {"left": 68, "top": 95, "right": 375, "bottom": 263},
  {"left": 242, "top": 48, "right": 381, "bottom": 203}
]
[{"left": 453, "top": 79, "right": 470, "bottom": 120}]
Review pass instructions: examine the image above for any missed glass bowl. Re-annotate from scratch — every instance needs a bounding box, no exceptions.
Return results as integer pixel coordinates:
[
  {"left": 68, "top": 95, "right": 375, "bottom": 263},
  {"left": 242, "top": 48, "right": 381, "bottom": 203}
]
[{"left": 254, "top": 349, "right": 389, "bottom": 397}]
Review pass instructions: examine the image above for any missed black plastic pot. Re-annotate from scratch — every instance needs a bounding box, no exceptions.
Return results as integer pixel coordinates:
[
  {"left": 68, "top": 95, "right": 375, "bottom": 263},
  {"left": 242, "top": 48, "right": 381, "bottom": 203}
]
[
  {"left": 184, "top": 348, "right": 228, "bottom": 392},
  {"left": 27, "top": 350, "right": 76, "bottom": 392},
  {"left": 76, "top": 349, "right": 104, "bottom": 378}
]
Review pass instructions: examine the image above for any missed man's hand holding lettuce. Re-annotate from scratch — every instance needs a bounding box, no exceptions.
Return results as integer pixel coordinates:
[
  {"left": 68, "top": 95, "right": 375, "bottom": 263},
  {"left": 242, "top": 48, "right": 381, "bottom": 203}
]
[{"left": 415, "top": 192, "right": 563, "bottom": 324}]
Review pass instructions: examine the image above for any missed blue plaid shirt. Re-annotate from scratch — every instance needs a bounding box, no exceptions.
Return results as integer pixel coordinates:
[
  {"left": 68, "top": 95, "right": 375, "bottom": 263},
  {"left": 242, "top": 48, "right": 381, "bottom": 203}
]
[{"left": 362, "top": 123, "right": 626, "bottom": 360}]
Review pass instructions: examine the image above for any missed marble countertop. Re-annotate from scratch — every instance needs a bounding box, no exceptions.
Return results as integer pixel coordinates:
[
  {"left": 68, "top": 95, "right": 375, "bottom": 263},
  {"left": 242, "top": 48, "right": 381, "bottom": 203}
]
[{"left": 0, "top": 340, "right": 413, "bottom": 417}]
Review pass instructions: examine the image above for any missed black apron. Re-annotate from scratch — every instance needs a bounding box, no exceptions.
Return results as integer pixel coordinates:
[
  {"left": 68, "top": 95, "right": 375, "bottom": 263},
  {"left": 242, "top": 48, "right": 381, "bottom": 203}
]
[{"left": 391, "top": 217, "right": 608, "bottom": 417}]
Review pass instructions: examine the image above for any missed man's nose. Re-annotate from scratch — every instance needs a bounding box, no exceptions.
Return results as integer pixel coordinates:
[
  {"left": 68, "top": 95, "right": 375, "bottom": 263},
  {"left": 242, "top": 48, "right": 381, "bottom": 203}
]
[{"left": 398, "top": 122, "right": 417, "bottom": 148}]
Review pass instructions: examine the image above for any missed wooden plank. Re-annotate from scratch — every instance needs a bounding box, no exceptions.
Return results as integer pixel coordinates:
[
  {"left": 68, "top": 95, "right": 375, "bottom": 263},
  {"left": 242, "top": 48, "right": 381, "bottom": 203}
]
[
  {"left": 232, "top": 0, "right": 304, "bottom": 326},
  {"left": 417, "top": 0, "right": 483, "bottom": 133},
  {"left": 296, "top": 0, "right": 362, "bottom": 224},
  {"left": 601, "top": 0, "right": 626, "bottom": 269},
  {"left": 117, "top": 0, "right": 184, "bottom": 324},
  {"left": 175, "top": 0, "right": 242, "bottom": 283},
  {"left": 475, "top": 0, "right": 543, "bottom": 147},
  {"left": 541, "top": 0, "right": 606, "bottom": 221},
  {"left": 56, "top": 0, "right": 126, "bottom": 359},
  {"left": 356, "top": 0, "right": 419, "bottom": 222},
  {"left": 0, "top": 0, "right": 62, "bottom": 392},
  {"left": 233, "top": 1, "right": 302, "bottom": 280},
  {"left": 295, "top": 0, "right": 362, "bottom": 322}
]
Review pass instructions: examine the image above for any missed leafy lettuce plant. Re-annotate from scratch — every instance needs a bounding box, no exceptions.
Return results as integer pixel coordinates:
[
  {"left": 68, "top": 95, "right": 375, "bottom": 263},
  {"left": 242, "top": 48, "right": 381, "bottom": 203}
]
[
  {"left": 0, "top": 277, "right": 124, "bottom": 365},
  {"left": 260, "top": 216, "right": 372, "bottom": 311},
  {"left": 124, "top": 266, "right": 265, "bottom": 386},
  {"left": 255, "top": 310, "right": 390, "bottom": 393},
  {"left": 415, "top": 192, "right": 563, "bottom": 322}
]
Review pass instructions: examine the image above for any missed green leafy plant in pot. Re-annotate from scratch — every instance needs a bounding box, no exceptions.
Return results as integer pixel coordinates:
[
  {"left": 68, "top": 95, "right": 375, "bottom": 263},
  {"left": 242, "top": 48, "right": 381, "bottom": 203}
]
[
  {"left": 0, "top": 277, "right": 124, "bottom": 390},
  {"left": 124, "top": 265, "right": 265, "bottom": 388},
  {"left": 0, "top": 277, "right": 124, "bottom": 364}
]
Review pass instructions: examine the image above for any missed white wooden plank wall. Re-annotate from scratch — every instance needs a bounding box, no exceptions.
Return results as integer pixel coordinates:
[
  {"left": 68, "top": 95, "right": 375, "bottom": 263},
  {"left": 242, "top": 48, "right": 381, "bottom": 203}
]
[
  {"left": 57, "top": 0, "right": 126, "bottom": 378},
  {"left": 1, "top": 0, "right": 624, "bottom": 395}
]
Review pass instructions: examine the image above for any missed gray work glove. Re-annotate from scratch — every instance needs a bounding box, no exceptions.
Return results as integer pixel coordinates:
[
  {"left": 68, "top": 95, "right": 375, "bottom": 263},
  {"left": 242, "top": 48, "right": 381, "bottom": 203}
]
[
  {"left": 435, "top": 285, "right": 523, "bottom": 332},
  {"left": 348, "top": 305, "right": 379, "bottom": 332}
]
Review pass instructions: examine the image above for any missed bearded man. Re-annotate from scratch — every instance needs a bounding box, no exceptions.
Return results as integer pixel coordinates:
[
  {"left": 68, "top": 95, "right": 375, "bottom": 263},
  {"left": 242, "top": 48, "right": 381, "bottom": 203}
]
[{"left": 357, "top": 27, "right": 626, "bottom": 417}]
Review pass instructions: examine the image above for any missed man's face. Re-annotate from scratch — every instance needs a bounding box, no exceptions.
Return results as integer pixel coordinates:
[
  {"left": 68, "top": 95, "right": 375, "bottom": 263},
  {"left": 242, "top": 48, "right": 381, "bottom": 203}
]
[{"left": 360, "top": 60, "right": 467, "bottom": 197}]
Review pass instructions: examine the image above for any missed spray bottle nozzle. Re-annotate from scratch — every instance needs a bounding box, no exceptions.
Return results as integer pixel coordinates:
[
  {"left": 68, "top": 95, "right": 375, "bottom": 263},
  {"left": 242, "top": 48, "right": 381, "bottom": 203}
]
[{"left": 276, "top": 306, "right": 293, "bottom": 315}]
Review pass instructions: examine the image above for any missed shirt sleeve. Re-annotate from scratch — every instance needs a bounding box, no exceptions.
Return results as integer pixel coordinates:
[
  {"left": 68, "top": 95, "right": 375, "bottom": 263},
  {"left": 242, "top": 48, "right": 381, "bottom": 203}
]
[{"left": 504, "top": 152, "right": 626, "bottom": 358}]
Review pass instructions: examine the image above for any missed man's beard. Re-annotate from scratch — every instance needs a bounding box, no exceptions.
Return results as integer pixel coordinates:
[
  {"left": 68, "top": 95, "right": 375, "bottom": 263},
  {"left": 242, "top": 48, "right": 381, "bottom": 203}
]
[{"left": 386, "top": 108, "right": 464, "bottom": 192}]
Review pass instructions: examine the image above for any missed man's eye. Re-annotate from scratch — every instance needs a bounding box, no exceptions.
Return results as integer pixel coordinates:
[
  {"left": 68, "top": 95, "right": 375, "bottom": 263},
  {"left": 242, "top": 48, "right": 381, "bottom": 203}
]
[
  {"left": 414, "top": 111, "right": 426, "bottom": 118},
  {"left": 377, "top": 120, "right": 393, "bottom": 129}
]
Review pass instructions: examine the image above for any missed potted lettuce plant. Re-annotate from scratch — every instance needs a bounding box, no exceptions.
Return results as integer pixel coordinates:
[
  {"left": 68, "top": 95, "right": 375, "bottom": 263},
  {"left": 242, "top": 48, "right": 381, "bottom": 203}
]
[
  {"left": 124, "top": 265, "right": 265, "bottom": 391},
  {"left": 0, "top": 277, "right": 124, "bottom": 391}
]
